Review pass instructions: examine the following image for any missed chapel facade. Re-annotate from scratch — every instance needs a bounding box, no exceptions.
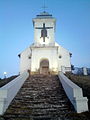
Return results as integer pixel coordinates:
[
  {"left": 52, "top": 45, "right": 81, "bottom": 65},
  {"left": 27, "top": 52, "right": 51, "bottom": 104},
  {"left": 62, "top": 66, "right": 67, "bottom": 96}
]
[{"left": 19, "top": 11, "right": 72, "bottom": 75}]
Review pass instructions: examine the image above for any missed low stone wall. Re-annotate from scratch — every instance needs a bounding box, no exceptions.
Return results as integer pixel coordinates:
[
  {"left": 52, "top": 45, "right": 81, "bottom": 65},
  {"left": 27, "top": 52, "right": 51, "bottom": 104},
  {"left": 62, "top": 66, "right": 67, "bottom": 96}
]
[
  {"left": 58, "top": 72, "right": 88, "bottom": 113},
  {"left": 0, "top": 71, "right": 29, "bottom": 115}
]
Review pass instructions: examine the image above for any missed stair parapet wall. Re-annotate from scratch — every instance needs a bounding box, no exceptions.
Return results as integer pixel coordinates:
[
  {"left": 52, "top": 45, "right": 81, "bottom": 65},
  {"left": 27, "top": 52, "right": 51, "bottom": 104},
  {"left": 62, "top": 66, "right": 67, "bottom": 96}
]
[
  {"left": 58, "top": 72, "right": 88, "bottom": 113},
  {"left": 0, "top": 71, "right": 29, "bottom": 115}
]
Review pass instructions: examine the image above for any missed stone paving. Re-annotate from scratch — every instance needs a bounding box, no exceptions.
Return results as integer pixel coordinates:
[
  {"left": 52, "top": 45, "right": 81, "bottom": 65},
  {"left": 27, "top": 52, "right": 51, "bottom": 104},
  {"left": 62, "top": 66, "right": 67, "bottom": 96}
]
[{"left": 3, "top": 75, "right": 74, "bottom": 120}]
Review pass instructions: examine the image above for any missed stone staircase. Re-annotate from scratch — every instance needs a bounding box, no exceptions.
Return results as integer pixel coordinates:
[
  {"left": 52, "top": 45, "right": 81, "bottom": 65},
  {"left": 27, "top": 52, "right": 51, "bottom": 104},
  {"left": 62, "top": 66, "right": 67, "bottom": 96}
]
[{"left": 3, "top": 75, "right": 74, "bottom": 120}]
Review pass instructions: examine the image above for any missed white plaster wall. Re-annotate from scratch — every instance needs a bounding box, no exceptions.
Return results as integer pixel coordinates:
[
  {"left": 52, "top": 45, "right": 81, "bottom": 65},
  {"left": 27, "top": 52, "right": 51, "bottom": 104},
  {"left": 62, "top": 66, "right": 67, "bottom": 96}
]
[
  {"left": 0, "top": 71, "right": 29, "bottom": 115},
  {"left": 33, "top": 19, "right": 55, "bottom": 45},
  {"left": 19, "top": 43, "right": 71, "bottom": 73},
  {"left": 56, "top": 43, "right": 71, "bottom": 71},
  {"left": 20, "top": 47, "right": 31, "bottom": 73},
  {"left": 31, "top": 46, "right": 58, "bottom": 72},
  {"left": 58, "top": 72, "right": 88, "bottom": 113}
]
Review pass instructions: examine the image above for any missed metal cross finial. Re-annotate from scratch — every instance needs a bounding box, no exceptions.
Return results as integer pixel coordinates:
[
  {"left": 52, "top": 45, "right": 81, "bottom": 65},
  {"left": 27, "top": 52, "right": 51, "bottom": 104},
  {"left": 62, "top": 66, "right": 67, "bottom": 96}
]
[{"left": 42, "top": 0, "right": 48, "bottom": 12}]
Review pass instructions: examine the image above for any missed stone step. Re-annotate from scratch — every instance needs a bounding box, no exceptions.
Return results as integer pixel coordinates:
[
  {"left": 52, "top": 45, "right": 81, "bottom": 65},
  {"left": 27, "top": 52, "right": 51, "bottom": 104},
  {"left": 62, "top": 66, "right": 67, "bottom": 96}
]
[
  {"left": 4, "top": 114, "right": 62, "bottom": 120},
  {"left": 14, "top": 96, "right": 67, "bottom": 100},
  {"left": 12, "top": 104, "right": 65, "bottom": 109},
  {"left": 7, "top": 104, "right": 69, "bottom": 111},
  {"left": 10, "top": 101, "right": 68, "bottom": 106}
]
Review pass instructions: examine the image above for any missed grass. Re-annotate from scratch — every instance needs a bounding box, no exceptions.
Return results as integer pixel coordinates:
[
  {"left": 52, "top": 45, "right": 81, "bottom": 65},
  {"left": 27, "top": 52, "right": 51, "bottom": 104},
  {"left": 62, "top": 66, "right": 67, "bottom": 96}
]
[
  {"left": 65, "top": 112, "right": 89, "bottom": 120},
  {"left": 0, "top": 75, "right": 18, "bottom": 87},
  {"left": 65, "top": 72, "right": 90, "bottom": 120}
]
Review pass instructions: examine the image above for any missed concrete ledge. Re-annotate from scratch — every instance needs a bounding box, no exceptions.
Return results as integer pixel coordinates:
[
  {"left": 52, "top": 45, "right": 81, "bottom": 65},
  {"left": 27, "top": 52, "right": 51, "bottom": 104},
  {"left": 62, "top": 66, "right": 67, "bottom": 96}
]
[
  {"left": 0, "top": 71, "right": 29, "bottom": 115},
  {"left": 58, "top": 72, "right": 88, "bottom": 113}
]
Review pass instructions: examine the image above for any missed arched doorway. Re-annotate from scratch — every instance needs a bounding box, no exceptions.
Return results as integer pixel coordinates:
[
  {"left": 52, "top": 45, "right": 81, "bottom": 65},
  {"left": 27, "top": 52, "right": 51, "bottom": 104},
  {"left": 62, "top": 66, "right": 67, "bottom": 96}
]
[{"left": 40, "top": 59, "right": 49, "bottom": 75}]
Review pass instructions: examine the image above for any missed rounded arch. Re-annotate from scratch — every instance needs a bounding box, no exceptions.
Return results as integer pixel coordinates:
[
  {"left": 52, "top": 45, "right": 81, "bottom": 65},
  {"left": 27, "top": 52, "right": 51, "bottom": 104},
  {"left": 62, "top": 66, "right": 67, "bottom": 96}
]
[{"left": 39, "top": 58, "right": 49, "bottom": 75}]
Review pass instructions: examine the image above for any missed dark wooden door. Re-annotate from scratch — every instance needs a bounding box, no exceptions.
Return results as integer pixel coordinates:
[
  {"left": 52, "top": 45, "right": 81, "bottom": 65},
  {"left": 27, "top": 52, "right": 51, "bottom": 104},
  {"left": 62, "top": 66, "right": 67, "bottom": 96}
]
[
  {"left": 40, "top": 59, "right": 49, "bottom": 75},
  {"left": 40, "top": 67, "right": 49, "bottom": 75}
]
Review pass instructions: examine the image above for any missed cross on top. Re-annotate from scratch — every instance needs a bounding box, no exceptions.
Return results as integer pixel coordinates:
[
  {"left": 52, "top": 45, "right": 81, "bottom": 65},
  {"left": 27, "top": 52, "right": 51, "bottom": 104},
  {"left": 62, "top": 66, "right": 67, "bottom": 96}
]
[
  {"left": 42, "top": 6, "right": 48, "bottom": 12},
  {"left": 42, "top": 0, "right": 48, "bottom": 12}
]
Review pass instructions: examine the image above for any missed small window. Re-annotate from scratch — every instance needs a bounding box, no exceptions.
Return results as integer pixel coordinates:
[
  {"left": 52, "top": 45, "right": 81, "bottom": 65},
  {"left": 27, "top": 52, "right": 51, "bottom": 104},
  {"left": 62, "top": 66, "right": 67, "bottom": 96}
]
[
  {"left": 28, "top": 56, "right": 31, "bottom": 59},
  {"left": 59, "top": 55, "right": 62, "bottom": 58}
]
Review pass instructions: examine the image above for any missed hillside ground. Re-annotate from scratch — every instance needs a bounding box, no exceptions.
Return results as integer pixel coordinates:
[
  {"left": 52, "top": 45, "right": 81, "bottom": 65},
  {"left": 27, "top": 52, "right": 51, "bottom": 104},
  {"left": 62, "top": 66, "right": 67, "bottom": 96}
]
[
  {"left": 0, "top": 75, "right": 18, "bottom": 87},
  {"left": 65, "top": 73, "right": 90, "bottom": 120}
]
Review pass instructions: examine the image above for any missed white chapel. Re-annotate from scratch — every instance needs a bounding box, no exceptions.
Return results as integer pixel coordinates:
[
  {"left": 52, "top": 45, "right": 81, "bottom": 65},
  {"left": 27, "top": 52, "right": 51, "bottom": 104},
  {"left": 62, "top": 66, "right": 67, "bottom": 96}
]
[{"left": 19, "top": 11, "right": 72, "bottom": 75}]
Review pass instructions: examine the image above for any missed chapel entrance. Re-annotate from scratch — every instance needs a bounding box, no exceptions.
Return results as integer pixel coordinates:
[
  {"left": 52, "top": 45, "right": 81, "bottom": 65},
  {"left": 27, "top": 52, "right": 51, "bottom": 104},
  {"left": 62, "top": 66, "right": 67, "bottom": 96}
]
[{"left": 40, "top": 59, "right": 49, "bottom": 75}]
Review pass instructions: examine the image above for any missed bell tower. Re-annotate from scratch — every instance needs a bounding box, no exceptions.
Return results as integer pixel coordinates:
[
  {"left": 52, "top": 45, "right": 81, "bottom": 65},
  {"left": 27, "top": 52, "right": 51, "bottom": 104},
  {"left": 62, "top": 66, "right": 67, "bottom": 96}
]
[{"left": 33, "top": 11, "right": 56, "bottom": 46}]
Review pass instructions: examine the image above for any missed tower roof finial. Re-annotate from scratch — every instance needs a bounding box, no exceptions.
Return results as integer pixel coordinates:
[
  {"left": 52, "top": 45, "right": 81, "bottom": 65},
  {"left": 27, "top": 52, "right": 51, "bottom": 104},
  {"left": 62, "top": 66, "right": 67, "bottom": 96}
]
[{"left": 42, "top": 0, "right": 48, "bottom": 12}]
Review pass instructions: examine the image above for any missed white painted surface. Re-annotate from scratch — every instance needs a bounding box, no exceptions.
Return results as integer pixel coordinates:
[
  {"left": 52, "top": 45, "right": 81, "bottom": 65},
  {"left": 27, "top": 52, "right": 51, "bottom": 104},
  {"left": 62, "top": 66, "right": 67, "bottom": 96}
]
[
  {"left": 82, "top": 67, "right": 88, "bottom": 75},
  {"left": 31, "top": 46, "right": 58, "bottom": 73},
  {"left": 33, "top": 18, "right": 56, "bottom": 45},
  {"left": 0, "top": 71, "right": 29, "bottom": 115},
  {"left": 58, "top": 72, "right": 88, "bottom": 113},
  {"left": 20, "top": 47, "right": 31, "bottom": 74},
  {"left": 56, "top": 43, "right": 71, "bottom": 72},
  {"left": 19, "top": 42, "right": 71, "bottom": 74}
]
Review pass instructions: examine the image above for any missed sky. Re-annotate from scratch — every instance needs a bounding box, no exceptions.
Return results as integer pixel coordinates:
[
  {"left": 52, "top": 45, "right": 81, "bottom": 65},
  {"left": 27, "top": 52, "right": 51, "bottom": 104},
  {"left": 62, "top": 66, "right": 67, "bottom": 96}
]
[{"left": 0, "top": 0, "right": 90, "bottom": 78}]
